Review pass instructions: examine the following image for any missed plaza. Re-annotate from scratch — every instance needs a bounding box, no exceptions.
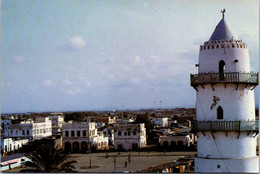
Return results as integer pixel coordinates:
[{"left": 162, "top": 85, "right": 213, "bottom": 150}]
[{"left": 6, "top": 151, "right": 196, "bottom": 173}]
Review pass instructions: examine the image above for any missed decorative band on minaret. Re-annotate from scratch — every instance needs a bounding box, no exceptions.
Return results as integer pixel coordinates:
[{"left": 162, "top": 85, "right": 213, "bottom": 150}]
[{"left": 190, "top": 10, "right": 259, "bottom": 173}]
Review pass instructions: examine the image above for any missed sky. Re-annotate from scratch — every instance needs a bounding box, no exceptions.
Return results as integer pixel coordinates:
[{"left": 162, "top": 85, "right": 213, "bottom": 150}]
[{"left": 1, "top": 0, "right": 259, "bottom": 113}]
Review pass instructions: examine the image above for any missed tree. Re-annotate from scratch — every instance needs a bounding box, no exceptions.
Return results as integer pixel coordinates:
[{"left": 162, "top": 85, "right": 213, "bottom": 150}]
[
  {"left": 20, "top": 142, "right": 77, "bottom": 172},
  {"left": 64, "top": 112, "right": 86, "bottom": 122}
]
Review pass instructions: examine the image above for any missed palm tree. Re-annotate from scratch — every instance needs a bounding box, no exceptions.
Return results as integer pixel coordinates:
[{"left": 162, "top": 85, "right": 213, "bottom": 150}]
[{"left": 20, "top": 142, "right": 77, "bottom": 172}]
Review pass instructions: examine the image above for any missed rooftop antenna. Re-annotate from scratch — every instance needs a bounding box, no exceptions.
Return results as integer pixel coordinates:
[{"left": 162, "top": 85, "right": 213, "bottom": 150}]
[{"left": 221, "top": 9, "right": 226, "bottom": 19}]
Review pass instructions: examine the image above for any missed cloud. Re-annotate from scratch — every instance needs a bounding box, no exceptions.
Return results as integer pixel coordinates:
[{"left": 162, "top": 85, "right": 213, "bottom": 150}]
[
  {"left": 43, "top": 80, "right": 53, "bottom": 86},
  {"left": 62, "top": 79, "right": 72, "bottom": 85},
  {"left": 13, "top": 55, "right": 26, "bottom": 63},
  {"left": 62, "top": 88, "right": 85, "bottom": 96},
  {"left": 29, "top": 86, "right": 37, "bottom": 91},
  {"left": 64, "top": 35, "right": 87, "bottom": 51}
]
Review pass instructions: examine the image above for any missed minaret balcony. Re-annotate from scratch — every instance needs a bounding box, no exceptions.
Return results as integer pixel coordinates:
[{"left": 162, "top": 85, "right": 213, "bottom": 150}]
[
  {"left": 190, "top": 72, "right": 258, "bottom": 88},
  {"left": 191, "top": 120, "right": 259, "bottom": 133}
]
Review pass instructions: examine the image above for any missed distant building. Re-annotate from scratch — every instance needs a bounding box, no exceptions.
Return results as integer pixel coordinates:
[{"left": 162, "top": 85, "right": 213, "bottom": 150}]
[
  {"left": 168, "top": 119, "right": 178, "bottom": 127},
  {"left": 103, "top": 126, "right": 115, "bottom": 145},
  {"left": 88, "top": 116, "right": 116, "bottom": 126},
  {"left": 159, "top": 133, "right": 195, "bottom": 150},
  {"left": 4, "top": 117, "right": 52, "bottom": 141},
  {"left": 48, "top": 113, "right": 64, "bottom": 127},
  {"left": 1, "top": 138, "right": 29, "bottom": 153},
  {"left": 1, "top": 119, "right": 12, "bottom": 130},
  {"left": 152, "top": 116, "right": 168, "bottom": 127},
  {"left": 48, "top": 113, "right": 64, "bottom": 134},
  {"left": 114, "top": 123, "right": 146, "bottom": 150},
  {"left": 62, "top": 121, "right": 108, "bottom": 153}
]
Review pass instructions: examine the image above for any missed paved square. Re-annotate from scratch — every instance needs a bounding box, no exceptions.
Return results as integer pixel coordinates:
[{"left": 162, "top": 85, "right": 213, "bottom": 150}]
[{"left": 71, "top": 151, "right": 196, "bottom": 172}]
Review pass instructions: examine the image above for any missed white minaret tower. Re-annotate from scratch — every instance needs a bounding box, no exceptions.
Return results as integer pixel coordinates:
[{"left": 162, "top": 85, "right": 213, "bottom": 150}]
[{"left": 190, "top": 10, "right": 259, "bottom": 172}]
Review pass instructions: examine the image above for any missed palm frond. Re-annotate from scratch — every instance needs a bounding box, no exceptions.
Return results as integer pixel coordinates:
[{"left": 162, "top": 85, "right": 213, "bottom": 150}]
[{"left": 22, "top": 142, "right": 77, "bottom": 172}]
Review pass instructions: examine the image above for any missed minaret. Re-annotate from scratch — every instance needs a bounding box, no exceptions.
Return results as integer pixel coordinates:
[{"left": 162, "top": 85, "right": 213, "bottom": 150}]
[{"left": 190, "top": 10, "right": 259, "bottom": 172}]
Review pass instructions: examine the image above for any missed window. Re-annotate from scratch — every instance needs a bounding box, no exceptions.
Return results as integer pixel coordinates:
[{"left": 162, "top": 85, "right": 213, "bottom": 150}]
[
  {"left": 219, "top": 60, "right": 225, "bottom": 81},
  {"left": 216, "top": 45, "right": 219, "bottom": 48},
  {"left": 27, "top": 130, "right": 29, "bottom": 135},
  {"left": 232, "top": 44, "right": 235, "bottom": 48},
  {"left": 124, "top": 132, "right": 127, "bottom": 136},
  {"left": 128, "top": 132, "right": 130, "bottom": 136},
  {"left": 226, "top": 44, "right": 229, "bottom": 48},
  {"left": 212, "top": 45, "right": 214, "bottom": 49},
  {"left": 217, "top": 165, "right": 220, "bottom": 168},
  {"left": 221, "top": 44, "right": 224, "bottom": 48},
  {"left": 118, "top": 144, "right": 123, "bottom": 150},
  {"left": 207, "top": 45, "right": 210, "bottom": 49},
  {"left": 22, "top": 130, "right": 25, "bottom": 135},
  {"left": 217, "top": 106, "right": 223, "bottom": 119},
  {"left": 65, "top": 131, "right": 69, "bottom": 137},
  {"left": 133, "top": 131, "right": 137, "bottom": 135},
  {"left": 71, "top": 131, "right": 75, "bottom": 137},
  {"left": 83, "top": 130, "right": 86, "bottom": 136},
  {"left": 118, "top": 131, "right": 121, "bottom": 136},
  {"left": 77, "top": 131, "right": 80, "bottom": 137},
  {"left": 16, "top": 130, "right": 18, "bottom": 135}
]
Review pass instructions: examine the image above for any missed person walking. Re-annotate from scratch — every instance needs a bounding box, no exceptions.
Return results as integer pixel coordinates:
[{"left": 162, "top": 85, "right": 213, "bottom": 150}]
[{"left": 128, "top": 154, "right": 131, "bottom": 162}]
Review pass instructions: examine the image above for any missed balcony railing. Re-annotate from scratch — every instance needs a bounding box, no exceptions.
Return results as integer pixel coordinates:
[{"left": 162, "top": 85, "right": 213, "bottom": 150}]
[
  {"left": 191, "top": 120, "right": 259, "bottom": 132},
  {"left": 190, "top": 72, "right": 258, "bottom": 86}
]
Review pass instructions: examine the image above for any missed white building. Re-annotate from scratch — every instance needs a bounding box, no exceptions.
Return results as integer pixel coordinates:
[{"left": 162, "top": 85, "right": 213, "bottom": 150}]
[
  {"left": 88, "top": 116, "right": 116, "bottom": 126},
  {"left": 114, "top": 123, "right": 146, "bottom": 150},
  {"left": 159, "top": 133, "right": 195, "bottom": 149},
  {"left": 4, "top": 117, "right": 52, "bottom": 141},
  {"left": 62, "top": 121, "right": 108, "bottom": 153},
  {"left": 103, "top": 126, "right": 115, "bottom": 145},
  {"left": 48, "top": 113, "right": 64, "bottom": 127},
  {"left": 48, "top": 113, "right": 64, "bottom": 134},
  {"left": 152, "top": 116, "right": 168, "bottom": 127},
  {"left": 190, "top": 10, "right": 259, "bottom": 172},
  {"left": 1, "top": 138, "right": 29, "bottom": 153}
]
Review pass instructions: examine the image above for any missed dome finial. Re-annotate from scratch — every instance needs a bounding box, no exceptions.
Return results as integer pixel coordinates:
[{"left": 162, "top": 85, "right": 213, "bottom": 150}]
[{"left": 221, "top": 9, "right": 226, "bottom": 19}]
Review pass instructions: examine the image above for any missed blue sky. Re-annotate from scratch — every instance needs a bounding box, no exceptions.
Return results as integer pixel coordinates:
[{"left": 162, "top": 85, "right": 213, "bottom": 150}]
[{"left": 1, "top": 0, "right": 259, "bottom": 113}]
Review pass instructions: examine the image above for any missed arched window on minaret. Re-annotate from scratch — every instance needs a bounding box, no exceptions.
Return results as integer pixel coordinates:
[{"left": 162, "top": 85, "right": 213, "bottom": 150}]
[
  {"left": 217, "top": 106, "right": 223, "bottom": 119},
  {"left": 219, "top": 60, "right": 225, "bottom": 80}
]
